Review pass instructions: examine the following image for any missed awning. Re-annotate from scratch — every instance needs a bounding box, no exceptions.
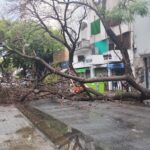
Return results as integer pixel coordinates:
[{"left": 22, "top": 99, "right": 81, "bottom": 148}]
[
  {"left": 107, "top": 63, "right": 124, "bottom": 69},
  {"left": 75, "top": 68, "right": 87, "bottom": 73}
]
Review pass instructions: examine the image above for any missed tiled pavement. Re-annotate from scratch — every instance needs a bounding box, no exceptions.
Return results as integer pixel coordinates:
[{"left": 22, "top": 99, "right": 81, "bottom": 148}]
[{"left": 0, "top": 105, "right": 56, "bottom": 150}]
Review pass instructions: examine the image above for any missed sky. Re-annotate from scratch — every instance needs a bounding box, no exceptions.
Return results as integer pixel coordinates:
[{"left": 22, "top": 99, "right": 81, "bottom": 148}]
[
  {"left": 0, "top": 0, "right": 7, "bottom": 17},
  {"left": 0, "top": 0, "right": 18, "bottom": 19}
]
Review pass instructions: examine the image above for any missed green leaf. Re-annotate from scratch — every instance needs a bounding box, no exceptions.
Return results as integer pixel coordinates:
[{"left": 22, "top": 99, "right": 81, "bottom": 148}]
[{"left": 106, "top": 0, "right": 148, "bottom": 23}]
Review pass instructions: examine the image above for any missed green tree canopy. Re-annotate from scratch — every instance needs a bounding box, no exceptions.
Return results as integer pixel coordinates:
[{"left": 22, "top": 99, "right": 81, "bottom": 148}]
[
  {"left": 106, "top": 0, "right": 149, "bottom": 23},
  {"left": 0, "top": 20, "right": 64, "bottom": 76}
]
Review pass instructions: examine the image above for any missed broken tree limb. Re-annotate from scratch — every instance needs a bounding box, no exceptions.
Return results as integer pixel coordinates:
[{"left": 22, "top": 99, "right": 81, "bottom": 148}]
[
  {"left": 4, "top": 46, "right": 150, "bottom": 100},
  {"left": 111, "top": 92, "right": 142, "bottom": 101}
]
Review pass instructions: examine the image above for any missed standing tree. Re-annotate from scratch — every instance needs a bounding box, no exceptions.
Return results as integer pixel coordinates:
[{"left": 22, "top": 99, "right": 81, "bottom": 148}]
[{"left": 1, "top": 20, "right": 63, "bottom": 80}]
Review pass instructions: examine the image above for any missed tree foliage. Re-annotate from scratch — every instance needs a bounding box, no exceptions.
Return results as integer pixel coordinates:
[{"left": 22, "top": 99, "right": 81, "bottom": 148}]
[
  {"left": 0, "top": 20, "right": 11, "bottom": 42},
  {"left": 106, "top": 0, "right": 149, "bottom": 23},
  {"left": 0, "top": 20, "right": 64, "bottom": 77}
]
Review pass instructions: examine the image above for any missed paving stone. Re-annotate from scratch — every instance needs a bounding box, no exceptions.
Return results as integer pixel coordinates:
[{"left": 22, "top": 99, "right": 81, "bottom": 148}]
[{"left": 0, "top": 105, "right": 56, "bottom": 150}]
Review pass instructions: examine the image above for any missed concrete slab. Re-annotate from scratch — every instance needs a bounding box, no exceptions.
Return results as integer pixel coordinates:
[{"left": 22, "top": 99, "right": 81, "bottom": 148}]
[
  {"left": 0, "top": 105, "right": 56, "bottom": 150},
  {"left": 30, "top": 99, "right": 150, "bottom": 150}
]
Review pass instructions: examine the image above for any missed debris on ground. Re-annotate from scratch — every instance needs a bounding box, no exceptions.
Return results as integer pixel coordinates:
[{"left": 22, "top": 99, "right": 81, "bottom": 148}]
[{"left": 0, "top": 77, "right": 90, "bottom": 104}]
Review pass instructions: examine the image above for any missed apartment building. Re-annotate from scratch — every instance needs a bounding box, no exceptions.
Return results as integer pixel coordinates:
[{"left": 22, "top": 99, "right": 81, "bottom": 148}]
[
  {"left": 133, "top": 4, "right": 150, "bottom": 88},
  {"left": 73, "top": 1, "right": 133, "bottom": 90}
]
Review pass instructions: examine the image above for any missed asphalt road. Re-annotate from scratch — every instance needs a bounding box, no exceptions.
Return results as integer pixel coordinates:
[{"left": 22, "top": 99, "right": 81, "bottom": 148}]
[{"left": 31, "top": 99, "right": 150, "bottom": 150}]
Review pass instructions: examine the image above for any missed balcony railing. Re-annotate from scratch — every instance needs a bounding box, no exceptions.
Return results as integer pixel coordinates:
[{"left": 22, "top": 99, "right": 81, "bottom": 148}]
[
  {"left": 73, "top": 49, "right": 133, "bottom": 69},
  {"left": 73, "top": 55, "right": 104, "bottom": 68},
  {"left": 76, "top": 40, "right": 91, "bottom": 50},
  {"left": 103, "top": 50, "right": 122, "bottom": 63}
]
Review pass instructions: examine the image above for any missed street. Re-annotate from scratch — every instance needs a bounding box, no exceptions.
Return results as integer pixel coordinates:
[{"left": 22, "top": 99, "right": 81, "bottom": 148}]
[{"left": 30, "top": 99, "right": 150, "bottom": 150}]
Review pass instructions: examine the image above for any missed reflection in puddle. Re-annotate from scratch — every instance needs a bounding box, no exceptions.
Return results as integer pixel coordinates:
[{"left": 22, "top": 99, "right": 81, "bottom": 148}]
[{"left": 19, "top": 105, "right": 103, "bottom": 150}]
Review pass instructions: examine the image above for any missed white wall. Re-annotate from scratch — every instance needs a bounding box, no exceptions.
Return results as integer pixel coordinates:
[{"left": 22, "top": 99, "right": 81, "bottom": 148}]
[
  {"left": 79, "top": 9, "right": 108, "bottom": 43},
  {"left": 74, "top": 48, "right": 92, "bottom": 64},
  {"left": 133, "top": 8, "right": 150, "bottom": 56},
  {"left": 132, "top": 5, "right": 150, "bottom": 87},
  {"left": 73, "top": 54, "right": 105, "bottom": 69},
  {"left": 79, "top": 4, "right": 131, "bottom": 45},
  {"left": 106, "top": 0, "right": 119, "bottom": 10},
  {"left": 74, "top": 0, "right": 132, "bottom": 70}
]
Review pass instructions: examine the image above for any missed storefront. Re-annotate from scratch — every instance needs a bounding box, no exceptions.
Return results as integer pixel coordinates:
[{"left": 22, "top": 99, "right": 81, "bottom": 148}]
[
  {"left": 75, "top": 68, "right": 90, "bottom": 78},
  {"left": 75, "top": 67, "right": 105, "bottom": 93},
  {"left": 107, "top": 63, "right": 125, "bottom": 90},
  {"left": 107, "top": 63, "right": 125, "bottom": 74},
  {"left": 144, "top": 57, "right": 150, "bottom": 88}
]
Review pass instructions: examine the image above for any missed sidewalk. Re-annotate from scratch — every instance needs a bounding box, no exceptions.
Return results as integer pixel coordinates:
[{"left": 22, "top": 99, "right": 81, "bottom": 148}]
[
  {"left": 0, "top": 105, "right": 56, "bottom": 150},
  {"left": 30, "top": 99, "right": 150, "bottom": 150}
]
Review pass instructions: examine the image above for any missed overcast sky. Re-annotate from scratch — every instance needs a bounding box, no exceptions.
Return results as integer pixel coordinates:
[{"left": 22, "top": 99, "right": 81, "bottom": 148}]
[
  {"left": 0, "top": 0, "right": 18, "bottom": 19},
  {"left": 0, "top": 0, "right": 7, "bottom": 17}
]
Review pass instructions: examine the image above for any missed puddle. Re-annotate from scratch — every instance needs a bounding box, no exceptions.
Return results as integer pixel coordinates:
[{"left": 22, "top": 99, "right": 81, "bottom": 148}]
[
  {"left": 114, "top": 117, "right": 135, "bottom": 129},
  {"left": 18, "top": 104, "right": 104, "bottom": 150},
  {"left": 16, "top": 127, "right": 35, "bottom": 138},
  {"left": 4, "top": 138, "right": 36, "bottom": 150},
  {"left": 3, "top": 126, "right": 37, "bottom": 150}
]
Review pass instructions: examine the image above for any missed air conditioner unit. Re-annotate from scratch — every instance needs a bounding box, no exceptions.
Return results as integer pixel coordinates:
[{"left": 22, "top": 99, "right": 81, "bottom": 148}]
[{"left": 81, "top": 21, "right": 88, "bottom": 31}]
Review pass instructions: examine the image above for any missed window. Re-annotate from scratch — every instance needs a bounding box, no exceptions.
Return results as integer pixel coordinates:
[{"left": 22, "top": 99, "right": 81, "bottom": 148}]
[
  {"left": 86, "top": 59, "right": 92, "bottom": 63},
  {"left": 77, "top": 42, "right": 81, "bottom": 48},
  {"left": 91, "top": 19, "right": 101, "bottom": 35},
  {"left": 78, "top": 55, "right": 85, "bottom": 62},
  {"left": 109, "top": 32, "right": 131, "bottom": 50},
  {"left": 103, "top": 54, "right": 112, "bottom": 60},
  {"left": 94, "top": 40, "right": 108, "bottom": 54},
  {"left": 81, "top": 22, "right": 88, "bottom": 31},
  {"left": 145, "top": 57, "right": 150, "bottom": 88},
  {"left": 109, "top": 41, "right": 115, "bottom": 50}
]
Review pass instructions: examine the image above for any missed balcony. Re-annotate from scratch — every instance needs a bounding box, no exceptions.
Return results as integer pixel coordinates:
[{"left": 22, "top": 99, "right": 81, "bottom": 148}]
[
  {"left": 76, "top": 40, "right": 91, "bottom": 51},
  {"left": 103, "top": 50, "right": 122, "bottom": 63},
  {"left": 73, "top": 62, "right": 90, "bottom": 68},
  {"left": 73, "top": 50, "right": 124, "bottom": 69},
  {"left": 73, "top": 55, "right": 104, "bottom": 68},
  {"left": 111, "top": 24, "right": 130, "bottom": 36}
]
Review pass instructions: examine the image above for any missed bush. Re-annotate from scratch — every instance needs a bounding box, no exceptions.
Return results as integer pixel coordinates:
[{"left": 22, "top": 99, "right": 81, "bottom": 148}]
[{"left": 43, "top": 74, "right": 60, "bottom": 84}]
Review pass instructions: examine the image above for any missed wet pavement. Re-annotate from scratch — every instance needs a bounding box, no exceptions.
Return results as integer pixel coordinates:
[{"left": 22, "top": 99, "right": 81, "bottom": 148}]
[
  {"left": 19, "top": 104, "right": 100, "bottom": 150},
  {"left": 30, "top": 99, "right": 150, "bottom": 150},
  {"left": 0, "top": 105, "right": 56, "bottom": 150}
]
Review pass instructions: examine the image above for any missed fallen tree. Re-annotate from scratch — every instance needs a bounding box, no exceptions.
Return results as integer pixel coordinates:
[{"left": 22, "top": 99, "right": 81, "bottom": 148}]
[
  {"left": 4, "top": 44, "right": 148, "bottom": 101},
  {"left": 3, "top": 0, "right": 150, "bottom": 101}
]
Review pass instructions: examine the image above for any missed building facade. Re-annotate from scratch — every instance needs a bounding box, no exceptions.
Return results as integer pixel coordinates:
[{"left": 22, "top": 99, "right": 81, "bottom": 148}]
[
  {"left": 73, "top": 2, "right": 133, "bottom": 90},
  {"left": 133, "top": 4, "right": 150, "bottom": 88}
]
